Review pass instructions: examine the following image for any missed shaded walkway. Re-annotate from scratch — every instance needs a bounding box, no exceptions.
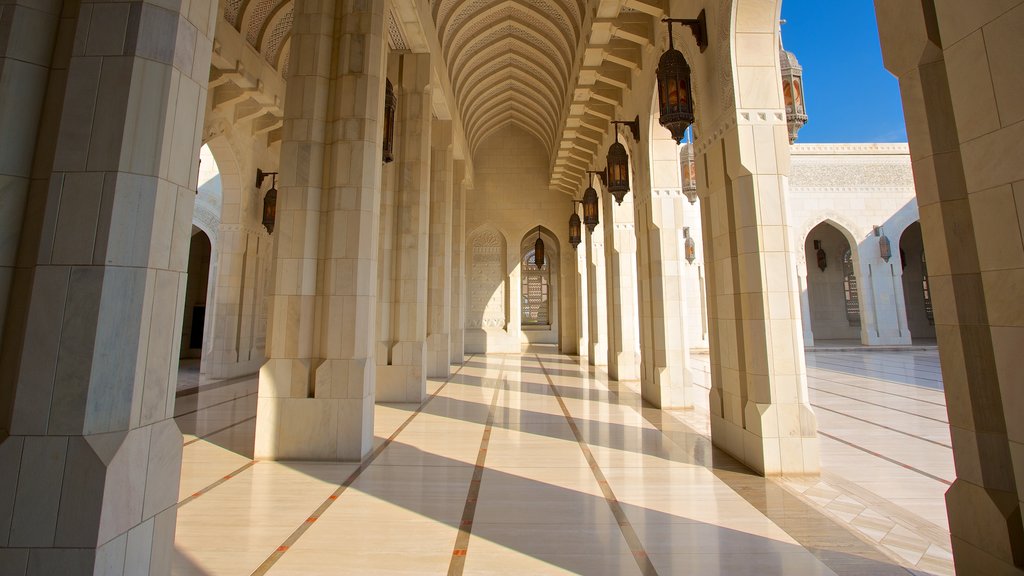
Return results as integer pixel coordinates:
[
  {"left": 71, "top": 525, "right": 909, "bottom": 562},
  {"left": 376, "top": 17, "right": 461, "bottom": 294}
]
[{"left": 173, "top": 350, "right": 930, "bottom": 575}]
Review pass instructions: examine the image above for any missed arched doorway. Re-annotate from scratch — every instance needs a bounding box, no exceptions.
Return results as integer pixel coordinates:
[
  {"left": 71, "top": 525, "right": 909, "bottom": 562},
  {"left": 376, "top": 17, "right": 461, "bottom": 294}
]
[
  {"left": 804, "top": 222, "right": 861, "bottom": 342},
  {"left": 179, "top": 228, "right": 212, "bottom": 392},
  {"left": 520, "top": 227, "right": 560, "bottom": 346},
  {"left": 899, "top": 221, "right": 935, "bottom": 342}
]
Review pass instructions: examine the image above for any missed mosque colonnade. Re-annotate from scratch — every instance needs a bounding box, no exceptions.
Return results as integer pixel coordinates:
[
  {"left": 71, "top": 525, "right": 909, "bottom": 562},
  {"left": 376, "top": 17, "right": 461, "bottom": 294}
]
[{"left": 0, "top": 1, "right": 1020, "bottom": 575}]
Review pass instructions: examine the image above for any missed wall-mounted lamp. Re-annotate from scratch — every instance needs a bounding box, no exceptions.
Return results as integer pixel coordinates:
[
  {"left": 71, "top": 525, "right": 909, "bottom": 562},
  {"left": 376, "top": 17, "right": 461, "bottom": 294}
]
[
  {"left": 256, "top": 169, "right": 279, "bottom": 234},
  {"left": 814, "top": 240, "right": 827, "bottom": 271},
  {"left": 607, "top": 117, "right": 639, "bottom": 204},
  {"left": 680, "top": 138, "right": 698, "bottom": 204},
  {"left": 657, "top": 11, "right": 707, "bottom": 143},
  {"left": 582, "top": 170, "right": 605, "bottom": 233},
  {"left": 569, "top": 201, "right": 582, "bottom": 250},
  {"left": 874, "top": 226, "right": 892, "bottom": 263},
  {"left": 383, "top": 78, "right": 397, "bottom": 164},
  {"left": 684, "top": 227, "right": 696, "bottom": 264}
]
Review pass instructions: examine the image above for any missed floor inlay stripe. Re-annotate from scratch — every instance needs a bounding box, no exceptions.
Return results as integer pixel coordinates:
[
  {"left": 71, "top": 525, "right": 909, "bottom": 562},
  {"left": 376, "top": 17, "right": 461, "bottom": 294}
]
[
  {"left": 447, "top": 375, "right": 505, "bottom": 576},
  {"left": 810, "top": 403, "right": 952, "bottom": 448},
  {"left": 818, "top": 431, "right": 952, "bottom": 485},
  {"left": 534, "top": 354, "right": 659, "bottom": 576},
  {"left": 177, "top": 461, "right": 258, "bottom": 507},
  {"left": 808, "top": 375, "right": 946, "bottom": 406},
  {"left": 249, "top": 356, "right": 476, "bottom": 576},
  {"left": 809, "top": 386, "right": 948, "bottom": 424}
]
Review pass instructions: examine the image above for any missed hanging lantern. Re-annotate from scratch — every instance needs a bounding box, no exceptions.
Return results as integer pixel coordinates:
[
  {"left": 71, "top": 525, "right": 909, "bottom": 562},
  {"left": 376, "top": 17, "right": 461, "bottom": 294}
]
[
  {"left": 684, "top": 227, "right": 696, "bottom": 264},
  {"left": 534, "top": 236, "right": 545, "bottom": 269},
  {"left": 780, "top": 42, "right": 808, "bottom": 144},
  {"left": 681, "top": 141, "right": 698, "bottom": 204},
  {"left": 257, "top": 169, "right": 279, "bottom": 234},
  {"left": 814, "top": 240, "right": 827, "bottom": 272},
  {"left": 607, "top": 119, "right": 638, "bottom": 205},
  {"left": 657, "top": 13, "right": 707, "bottom": 143},
  {"left": 582, "top": 180, "right": 599, "bottom": 233},
  {"left": 383, "top": 78, "right": 397, "bottom": 164},
  {"left": 875, "top": 226, "right": 892, "bottom": 263},
  {"left": 569, "top": 209, "right": 582, "bottom": 250}
]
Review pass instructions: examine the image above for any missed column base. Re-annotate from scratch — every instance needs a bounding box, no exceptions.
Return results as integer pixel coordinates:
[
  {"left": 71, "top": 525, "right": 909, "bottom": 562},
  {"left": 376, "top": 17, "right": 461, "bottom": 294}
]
[
  {"left": 946, "top": 479, "right": 1024, "bottom": 576},
  {"left": 426, "top": 334, "right": 451, "bottom": 378},
  {"left": 255, "top": 358, "right": 374, "bottom": 460},
  {"left": 608, "top": 351, "right": 640, "bottom": 382},
  {"left": 588, "top": 340, "right": 608, "bottom": 366},
  {"left": 450, "top": 329, "right": 465, "bottom": 364},
  {"left": 710, "top": 400, "right": 820, "bottom": 476},
  {"left": 640, "top": 365, "right": 693, "bottom": 409},
  {"left": 376, "top": 340, "right": 426, "bottom": 402}
]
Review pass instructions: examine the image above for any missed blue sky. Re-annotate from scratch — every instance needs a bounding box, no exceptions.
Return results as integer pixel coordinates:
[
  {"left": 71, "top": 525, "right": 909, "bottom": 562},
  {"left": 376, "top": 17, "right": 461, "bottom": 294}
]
[{"left": 779, "top": 0, "right": 907, "bottom": 143}]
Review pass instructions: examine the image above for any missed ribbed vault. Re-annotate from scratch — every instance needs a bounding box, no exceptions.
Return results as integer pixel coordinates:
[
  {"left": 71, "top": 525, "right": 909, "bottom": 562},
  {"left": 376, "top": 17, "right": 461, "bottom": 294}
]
[
  {"left": 223, "top": 0, "right": 295, "bottom": 74},
  {"left": 432, "top": 0, "right": 584, "bottom": 158}
]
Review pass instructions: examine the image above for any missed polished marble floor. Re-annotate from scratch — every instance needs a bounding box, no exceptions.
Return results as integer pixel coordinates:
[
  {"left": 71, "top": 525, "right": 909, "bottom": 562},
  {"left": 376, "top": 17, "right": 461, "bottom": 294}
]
[{"left": 173, "top": 348, "right": 952, "bottom": 575}]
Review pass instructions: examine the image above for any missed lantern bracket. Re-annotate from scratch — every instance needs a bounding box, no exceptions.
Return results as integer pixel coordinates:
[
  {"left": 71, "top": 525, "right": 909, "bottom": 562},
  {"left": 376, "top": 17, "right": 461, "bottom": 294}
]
[
  {"left": 664, "top": 10, "right": 708, "bottom": 53},
  {"left": 611, "top": 116, "right": 641, "bottom": 142},
  {"left": 586, "top": 169, "right": 607, "bottom": 187},
  {"left": 256, "top": 169, "right": 278, "bottom": 189}
]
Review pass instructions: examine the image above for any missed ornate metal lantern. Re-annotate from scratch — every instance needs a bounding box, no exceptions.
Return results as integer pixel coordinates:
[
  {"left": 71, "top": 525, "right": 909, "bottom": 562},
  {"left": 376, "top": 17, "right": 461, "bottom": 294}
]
[
  {"left": 875, "top": 226, "right": 892, "bottom": 262},
  {"left": 657, "top": 12, "right": 707, "bottom": 143},
  {"left": 534, "top": 236, "right": 545, "bottom": 269},
  {"left": 383, "top": 78, "right": 397, "bottom": 163},
  {"left": 569, "top": 206, "right": 582, "bottom": 250},
  {"left": 607, "top": 118, "right": 638, "bottom": 204},
  {"left": 257, "top": 169, "right": 278, "bottom": 234},
  {"left": 684, "top": 227, "right": 696, "bottom": 264},
  {"left": 681, "top": 141, "right": 698, "bottom": 204},
  {"left": 582, "top": 173, "right": 601, "bottom": 233},
  {"left": 814, "top": 240, "right": 827, "bottom": 271},
  {"left": 780, "top": 42, "right": 808, "bottom": 144}
]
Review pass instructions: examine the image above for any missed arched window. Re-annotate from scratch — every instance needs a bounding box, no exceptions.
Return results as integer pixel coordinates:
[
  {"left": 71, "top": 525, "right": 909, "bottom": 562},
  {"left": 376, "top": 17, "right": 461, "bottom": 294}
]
[
  {"left": 842, "top": 248, "right": 860, "bottom": 326},
  {"left": 921, "top": 251, "right": 934, "bottom": 325},
  {"left": 521, "top": 249, "right": 550, "bottom": 326}
]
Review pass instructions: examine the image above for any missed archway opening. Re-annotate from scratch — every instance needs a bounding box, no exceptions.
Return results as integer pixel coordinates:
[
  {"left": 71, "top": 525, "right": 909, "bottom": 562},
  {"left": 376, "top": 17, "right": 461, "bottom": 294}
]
[
  {"left": 179, "top": 228, "right": 213, "bottom": 393},
  {"left": 520, "top": 226, "right": 560, "bottom": 346},
  {"left": 804, "top": 221, "right": 861, "bottom": 343},
  {"left": 899, "top": 221, "right": 935, "bottom": 343}
]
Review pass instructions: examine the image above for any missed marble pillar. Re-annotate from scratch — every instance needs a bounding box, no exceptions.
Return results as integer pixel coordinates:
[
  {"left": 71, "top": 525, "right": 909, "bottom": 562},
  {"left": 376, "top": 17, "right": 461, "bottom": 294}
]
[
  {"left": 450, "top": 164, "right": 467, "bottom": 365},
  {"left": 257, "top": 0, "right": 387, "bottom": 460},
  {"left": 634, "top": 132, "right": 694, "bottom": 408},
  {"left": 376, "top": 52, "right": 431, "bottom": 402},
  {"left": 426, "top": 121, "right": 453, "bottom": 378},
  {"left": 876, "top": 1, "right": 1024, "bottom": 572},
  {"left": 576, "top": 238, "right": 590, "bottom": 357},
  {"left": 586, "top": 205, "right": 608, "bottom": 367},
  {"left": 0, "top": 0, "right": 217, "bottom": 572},
  {"left": 603, "top": 194, "right": 640, "bottom": 381}
]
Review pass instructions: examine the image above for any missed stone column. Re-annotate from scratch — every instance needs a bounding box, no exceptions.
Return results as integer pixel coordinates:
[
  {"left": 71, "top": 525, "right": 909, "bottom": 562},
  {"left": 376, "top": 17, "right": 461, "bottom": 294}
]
[
  {"left": 586, "top": 205, "right": 608, "bottom": 366},
  {"left": 257, "top": 0, "right": 387, "bottom": 460},
  {"left": 0, "top": 1, "right": 61, "bottom": 366},
  {"left": 633, "top": 131, "right": 694, "bottom": 408},
  {"left": 576, "top": 239, "right": 590, "bottom": 357},
  {"left": 797, "top": 260, "right": 815, "bottom": 347},
  {"left": 449, "top": 164, "right": 467, "bottom": 365},
  {"left": 377, "top": 52, "right": 431, "bottom": 402},
  {"left": 698, "top": 116, "right": 819, "bottom": 475},
  {"left": 559, "top": 243, "right": 580, "bottom": 355},
  {"left": 875, "top": 1, "right": 1024, "bottom": 572},
  {"left": 603, "top": 195, "right": 640, "bottom": 380},
  {"left": 426, "top": 121, "right": 453, "bottom": 378},
  {"left": 0, "top": 0, "right": 216, "bottom": 572}
]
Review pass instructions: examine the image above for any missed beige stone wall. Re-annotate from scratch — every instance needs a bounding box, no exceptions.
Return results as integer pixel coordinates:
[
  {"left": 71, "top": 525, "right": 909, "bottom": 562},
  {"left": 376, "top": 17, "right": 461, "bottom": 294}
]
[{"left": 466, "top": 125, "right": 573, "bottom": 353}]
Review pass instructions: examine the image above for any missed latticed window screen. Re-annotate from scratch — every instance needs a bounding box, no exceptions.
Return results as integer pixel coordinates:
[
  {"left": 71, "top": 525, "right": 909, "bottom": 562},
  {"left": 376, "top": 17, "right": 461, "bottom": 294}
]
[
  {"left": 921, "top": 251, "right": 934, "bottom": 325},
  {"left": 521, "top": 250, "right": 550, "bottom": 326},
  {"left": 842, "top": 248, "right": 861, "bottom": 326}
]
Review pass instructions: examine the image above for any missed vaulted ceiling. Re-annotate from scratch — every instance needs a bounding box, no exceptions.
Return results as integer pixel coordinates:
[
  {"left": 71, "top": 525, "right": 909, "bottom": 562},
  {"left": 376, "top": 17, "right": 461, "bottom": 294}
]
[
  {"left": 223, "top": 0, "right": 295, "bottom": 74},
  {"left": 431, "top": 0, "right": 585, "bottom": 158}
]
